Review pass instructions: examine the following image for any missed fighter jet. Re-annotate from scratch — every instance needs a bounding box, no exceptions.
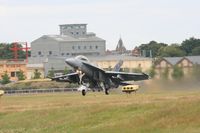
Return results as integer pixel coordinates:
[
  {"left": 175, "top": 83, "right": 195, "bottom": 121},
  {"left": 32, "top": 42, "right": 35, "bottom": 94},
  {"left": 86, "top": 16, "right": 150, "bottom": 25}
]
[{"left": 51, "top": 55, "right": 149, "bottom": 96}]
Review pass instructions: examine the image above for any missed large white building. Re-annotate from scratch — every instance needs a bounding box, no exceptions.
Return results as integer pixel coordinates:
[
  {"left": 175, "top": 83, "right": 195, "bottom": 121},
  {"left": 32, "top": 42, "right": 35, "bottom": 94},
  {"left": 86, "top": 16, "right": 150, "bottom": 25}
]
[{"left": 31, "top": 24, "right": 106, "bottom": 60}]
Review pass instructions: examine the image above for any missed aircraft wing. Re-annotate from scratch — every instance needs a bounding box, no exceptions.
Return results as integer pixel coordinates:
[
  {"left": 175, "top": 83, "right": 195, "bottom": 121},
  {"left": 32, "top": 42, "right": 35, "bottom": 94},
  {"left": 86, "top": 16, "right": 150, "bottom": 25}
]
[
  {"left": 105, "top": 71, "right": 149, "bottom": 81},
  {"left": 82, "top": 62, "right": 105, "bottom": 73},
  {"left": 51, "top": 72, "right": 80, "bottom": 83},
  {"left": 82, "top": 62, "right": 149, "bottom": 81}
]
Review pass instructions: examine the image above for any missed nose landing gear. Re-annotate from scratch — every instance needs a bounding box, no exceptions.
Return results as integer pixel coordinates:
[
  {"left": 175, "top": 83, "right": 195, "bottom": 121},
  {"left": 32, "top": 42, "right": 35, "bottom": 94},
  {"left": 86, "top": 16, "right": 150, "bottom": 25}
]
[{"left": 82, "top": 89, "right": 86, "bottom": 96}]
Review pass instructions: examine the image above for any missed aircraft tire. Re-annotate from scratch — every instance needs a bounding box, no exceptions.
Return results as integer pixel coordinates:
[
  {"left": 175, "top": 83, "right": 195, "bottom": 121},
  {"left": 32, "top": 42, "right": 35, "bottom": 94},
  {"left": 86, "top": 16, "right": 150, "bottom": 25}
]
[
  {"left": 105, "top": 89, "right": 109, "bottom": 95},
  {"left": 82, "top": 90, "right": 86, "bottom": 96}
]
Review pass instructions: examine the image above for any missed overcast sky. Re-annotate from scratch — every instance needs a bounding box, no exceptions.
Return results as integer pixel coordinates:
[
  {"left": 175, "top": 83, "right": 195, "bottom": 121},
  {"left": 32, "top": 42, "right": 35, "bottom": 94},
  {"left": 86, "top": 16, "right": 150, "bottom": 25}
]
[{"left": 0, "top": 0, "right": 200, "bottom": 50}]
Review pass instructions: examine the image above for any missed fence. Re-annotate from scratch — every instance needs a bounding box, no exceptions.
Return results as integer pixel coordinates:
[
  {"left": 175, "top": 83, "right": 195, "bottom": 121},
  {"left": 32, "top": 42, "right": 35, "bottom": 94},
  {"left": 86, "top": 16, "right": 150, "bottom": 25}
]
[{"left": 4, "top": 88, "right": 78, "bottom": 95}]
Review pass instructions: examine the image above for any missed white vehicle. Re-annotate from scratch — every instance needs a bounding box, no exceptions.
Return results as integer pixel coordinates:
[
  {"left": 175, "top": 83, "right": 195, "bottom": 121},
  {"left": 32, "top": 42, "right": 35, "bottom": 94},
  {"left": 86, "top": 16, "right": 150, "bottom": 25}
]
[{"left": 0, "top": 90, "right": 4, "bottom": 97}]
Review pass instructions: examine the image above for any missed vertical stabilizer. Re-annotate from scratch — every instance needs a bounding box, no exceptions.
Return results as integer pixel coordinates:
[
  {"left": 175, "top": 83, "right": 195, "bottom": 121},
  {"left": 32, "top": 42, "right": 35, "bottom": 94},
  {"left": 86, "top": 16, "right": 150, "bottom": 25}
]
[{"left": 113, "top": 60, "right": 123, "bottom": 72}]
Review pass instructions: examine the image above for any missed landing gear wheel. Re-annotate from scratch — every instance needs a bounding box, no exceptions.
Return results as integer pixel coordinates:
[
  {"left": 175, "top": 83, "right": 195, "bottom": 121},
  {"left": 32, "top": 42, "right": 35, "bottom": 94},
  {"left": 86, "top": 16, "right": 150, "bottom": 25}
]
[
  {"left": 82, "top": 90, "right": 86, "bottom": 96},
  {"left": 105, "top": 89, "right": 109, "bottom": 95}
]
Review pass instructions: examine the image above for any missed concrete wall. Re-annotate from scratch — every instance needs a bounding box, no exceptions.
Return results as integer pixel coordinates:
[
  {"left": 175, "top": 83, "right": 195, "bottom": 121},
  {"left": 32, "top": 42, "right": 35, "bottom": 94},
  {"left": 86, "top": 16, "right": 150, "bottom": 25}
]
[
  {"left": 59, "top": 41, "right": 105, "bottom": 56},
  {"left": 93, "top": 59, "right": 152, "bottom": 72},
  {"left": 31, "top": 36, "right": 59, "bottom": 58},
  {"left": 26, "top": 64, "right": 45, "bottom": 79}
]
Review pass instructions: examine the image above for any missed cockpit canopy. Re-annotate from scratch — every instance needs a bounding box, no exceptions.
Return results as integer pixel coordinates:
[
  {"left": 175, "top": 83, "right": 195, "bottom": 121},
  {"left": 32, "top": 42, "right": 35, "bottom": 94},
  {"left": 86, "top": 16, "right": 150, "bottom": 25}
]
[{"left": 75, "top": 55, "right": 89, "bottom": 62}]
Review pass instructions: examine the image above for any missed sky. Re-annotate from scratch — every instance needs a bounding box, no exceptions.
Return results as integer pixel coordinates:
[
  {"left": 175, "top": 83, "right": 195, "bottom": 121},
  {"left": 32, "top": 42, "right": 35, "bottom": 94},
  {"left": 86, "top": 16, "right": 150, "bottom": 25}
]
[{"left": 0, "top": 0, "right": 200, "bottom": 50}]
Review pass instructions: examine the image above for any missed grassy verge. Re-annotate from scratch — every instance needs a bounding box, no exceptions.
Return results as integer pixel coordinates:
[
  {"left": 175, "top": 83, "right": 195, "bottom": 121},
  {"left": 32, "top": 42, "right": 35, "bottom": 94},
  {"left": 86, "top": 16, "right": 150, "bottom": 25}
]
[{"left": 0, "top": 90, "right": 200, "bottom": 133}]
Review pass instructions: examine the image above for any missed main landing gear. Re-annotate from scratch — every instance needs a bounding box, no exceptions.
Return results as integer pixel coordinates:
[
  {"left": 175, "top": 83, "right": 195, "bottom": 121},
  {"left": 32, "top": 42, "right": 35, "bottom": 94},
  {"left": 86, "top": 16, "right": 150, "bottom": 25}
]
[
  {"left": 81, "top": 88, "right": 109, "bottom": 96},
  {"left": 99, "top": 82, "right": 109, "bottom": 95},
  {"left": 82, "top": 89, "right": 86, "bottom": 96},
  {"left": 105, "top": 88, "right": 109, "bottom": 95},
  {"left": 79, "top": 82, "right": 110, "bottom": 96}
]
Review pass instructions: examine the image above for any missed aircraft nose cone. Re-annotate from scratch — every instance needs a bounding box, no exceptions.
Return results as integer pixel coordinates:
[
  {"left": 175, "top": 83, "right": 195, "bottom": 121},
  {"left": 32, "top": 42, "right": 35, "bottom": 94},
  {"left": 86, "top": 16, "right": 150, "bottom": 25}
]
[{"left": 65, "top": 58, "right": 74, "bottom": 66}]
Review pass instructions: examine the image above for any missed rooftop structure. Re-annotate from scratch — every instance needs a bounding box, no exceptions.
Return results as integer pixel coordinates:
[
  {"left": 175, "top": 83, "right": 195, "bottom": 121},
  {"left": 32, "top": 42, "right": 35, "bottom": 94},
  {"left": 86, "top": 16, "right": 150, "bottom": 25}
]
[
  {"left": 185, "top": 56, "right": 200, "bottom": 64},
  {"left": 163, "top": 57, "right": 183, "bottom": 65},
  {"left": 116, "top": 38, "right": 126, "bottom": 54},
  {"left": 132, "top": 47, "right": 141, "bottom": 57},
  {"left": 59, "top": 24, "right": 87, "bottom": 37}
]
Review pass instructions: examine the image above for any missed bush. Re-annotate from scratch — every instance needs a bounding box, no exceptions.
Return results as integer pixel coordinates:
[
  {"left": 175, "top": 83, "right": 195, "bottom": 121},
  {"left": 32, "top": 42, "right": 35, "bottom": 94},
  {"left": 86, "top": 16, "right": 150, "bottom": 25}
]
[
  {"left": 33, "top": 69, "right": 41, "bottom": 79},
  {"left": 63, "top": 67, "right": 70, "bottom": 74},
  {"left": 48, "top": 68, "right": 55, "bottom": 78},
  {"left": 1, "top": 72, "right": 11, "bottom": 84},
  {"left": 16, "top": 70, "right": 26, "bottom": 80},
  {"left": 148, "top": 65, "right": 156, "bottom": 78}
]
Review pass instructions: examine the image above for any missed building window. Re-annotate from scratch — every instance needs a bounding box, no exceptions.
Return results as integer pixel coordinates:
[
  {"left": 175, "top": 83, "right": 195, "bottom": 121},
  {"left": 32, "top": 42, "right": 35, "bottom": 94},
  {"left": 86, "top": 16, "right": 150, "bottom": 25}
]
[
  {"left": 78, "top": 46, "right": 81, "bottom": 49},
  {"left": 84, "top": 46, "right": 86, "bottom": 49},
  {"left": 38, "top": 51, "right": 41, "bottom": 55},
  {"left": 75, "top": 26, "right": 79, "bottom": 29},
  {"left": 82, "top": 32, "right": 85, "bottom": 34},
  {"left": 11, "top": 72, "right": 15, "bottom": 77},
  {"left": 72, "top": 46, "right": 75, "bottom": 50},
  {"left": 71, "top": 32, "right": 74, "bottom": 35},
  {"left": 76, "top": 32, "right": 79, "bottom": 35},
  {"left": 80, "top": 26, "right": 85, "bottom": 29},
  {"left": 61, "top": 53, "right": 64, "bottom": 56},
  {"left": 95, "top": 46, "right": 98, "bottom": 49},
  {"left": 66, "top": 53, "right": 70, "bottom": 55},
  {"left": 90, "top": 46, "right": 92, "bottom": 49},
  {"left": 49, "top": 51, "right": 52, "bottom": 55}
]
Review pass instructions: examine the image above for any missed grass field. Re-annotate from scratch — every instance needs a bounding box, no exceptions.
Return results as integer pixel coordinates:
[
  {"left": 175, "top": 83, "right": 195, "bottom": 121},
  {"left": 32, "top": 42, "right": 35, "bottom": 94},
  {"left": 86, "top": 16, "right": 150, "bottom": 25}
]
[{"left": 1, "top": 88, "right": 200, "bottom": 133}]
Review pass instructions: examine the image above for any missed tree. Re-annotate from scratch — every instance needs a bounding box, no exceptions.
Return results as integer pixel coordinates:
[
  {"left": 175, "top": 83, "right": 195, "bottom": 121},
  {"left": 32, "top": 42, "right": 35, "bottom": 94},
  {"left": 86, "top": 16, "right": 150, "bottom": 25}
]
[
  {"left": 192, "top": 46, "right": 200, "bottom": 55},
  {"left": 139, "top": 41, "right": 167, "bottom": 57},
  {"left": 0, "top": 43, "right": 13, "bottom": 59},
  {"left": 158, "top": 45, "right": 186, "bottom": 57},
  {"left": 1, "top": 72, "right": 11, "bottom": 84},
  {"left": 0, "top": 43, "right": 29, "bottom": 60},
  {"left": 48, "top": 67, "right": 55, "bottom": 78},
  {"left": 33, "top": 69, "right": 41, "bottom": 79},
  {"left": 181, "top": 37, "right": 200, "bottom": 55},
  {"left": 16, "top": 70, "right": 26, "bottom": 80},
  {"left": 171, "top": 65, "right": 184, "bottom": 80}
]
